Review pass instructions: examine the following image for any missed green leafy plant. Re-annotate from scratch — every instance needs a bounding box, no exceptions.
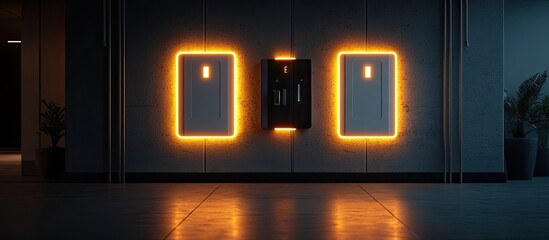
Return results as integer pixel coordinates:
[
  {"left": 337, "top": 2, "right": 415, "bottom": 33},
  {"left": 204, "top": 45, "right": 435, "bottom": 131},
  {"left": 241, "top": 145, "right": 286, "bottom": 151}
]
[
  {"left": 39, "top": 99, "right": 66, "bottom": 148},
  {"left": 504, "top": 71, "right": 548, "bottom": 138},
  {"left": 530, "top": 95, "right": 549, "bottom": 147}
]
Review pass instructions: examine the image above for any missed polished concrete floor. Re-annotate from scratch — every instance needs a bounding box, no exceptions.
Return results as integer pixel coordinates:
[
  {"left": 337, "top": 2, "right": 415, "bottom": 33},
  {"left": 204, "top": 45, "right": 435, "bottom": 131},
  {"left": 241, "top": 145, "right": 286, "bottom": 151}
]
[
  {"left": 1, "top": 155, "right": 549, "bottom": 239},
  {"left": 0, "top": 153, "right": 21, "bottom": 180}
]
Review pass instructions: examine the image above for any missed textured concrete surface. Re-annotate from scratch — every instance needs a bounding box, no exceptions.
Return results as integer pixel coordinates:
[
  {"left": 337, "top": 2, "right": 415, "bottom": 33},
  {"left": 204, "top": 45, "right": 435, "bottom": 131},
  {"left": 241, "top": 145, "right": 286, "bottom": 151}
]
[
  {"left": 1, "top": 179, "right": 549, "bottom": 239},
  {"left": 66, "top": 0, "right": 108, "bottom": 172},
  {"left": 366, "top": 0, "right": 444, "bottom": 172},
  {"left": 462, "top": 0, "right": 504, "bottom": 172}
]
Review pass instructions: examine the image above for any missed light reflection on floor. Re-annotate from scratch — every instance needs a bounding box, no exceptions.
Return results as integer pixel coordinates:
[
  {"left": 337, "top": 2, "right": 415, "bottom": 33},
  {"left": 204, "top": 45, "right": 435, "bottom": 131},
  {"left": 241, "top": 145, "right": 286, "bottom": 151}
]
[
  {"left": 168, "top": 184, "right": 418, "bottom": 240},
  {"left": 1, "top": 180, "right": 549, "bottom": 239},
  {"left": 0, "top": 153, "right": 20, "bottom": 162},
  {"left": 0, "top": 153, "right": 23, "bottom": 182}
]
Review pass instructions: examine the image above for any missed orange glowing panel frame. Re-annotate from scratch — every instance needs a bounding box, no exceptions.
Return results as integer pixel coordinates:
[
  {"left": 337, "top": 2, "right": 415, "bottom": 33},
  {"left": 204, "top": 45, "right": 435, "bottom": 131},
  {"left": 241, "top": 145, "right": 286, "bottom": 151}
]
[
  {"left": 337, "top": 52, "right": 398, "bottom": 139},
  {"left": 176, "top": 52, "right": 238, "bottom": 139}
]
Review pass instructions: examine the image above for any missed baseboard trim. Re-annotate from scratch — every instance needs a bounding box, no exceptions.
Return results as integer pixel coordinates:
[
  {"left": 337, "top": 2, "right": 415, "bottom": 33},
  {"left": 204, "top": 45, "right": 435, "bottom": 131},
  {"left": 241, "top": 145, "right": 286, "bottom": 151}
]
[{"left": 62, "top": 172, "right": 506, "bottom": 183}]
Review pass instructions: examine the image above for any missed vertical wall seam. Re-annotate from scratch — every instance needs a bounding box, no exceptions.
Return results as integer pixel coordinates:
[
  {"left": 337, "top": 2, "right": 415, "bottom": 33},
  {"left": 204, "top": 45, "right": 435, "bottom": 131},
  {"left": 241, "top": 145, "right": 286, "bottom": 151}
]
[
  {"left": 119, "top": 0, "right": 122, "bottom": 183},
  {"left": 203, "top": 0, "right": 206, "bottom": 51},
  {"left": 465, "top": 0, "right": 469, "bottom": 47},
  {"left": 290, "top": 0, "right": 295, "bottom": 173},
  {"left": 115, "top": 0, "right": 125, "bottom": 183},
  {"left": 122, "top": 0, "right": 126, "bottom": 183},
  {"left": 364, "top": 139, "right": 367, "bottom": 172},
  {"left": 203, "top": 139, "right": 207, "bottom": 172},
  {"left": 291, "top": 131, "right": 294, "bottom": 172},
  {"left": 502, "top": 0, "right": 505, "bottom": 173},
  {"left": 364, "top": 0, "right": 367, "bottom": 51},
  {"left": 443, "top": 0, "right": 448, "bottom": 183},
  {"left": 203, "top": 0, "right": 207, "bottom": 172},
  {"left": 103, "top": 0, "right": 107, "bottom": 47},
  {"left": 107, "top": 0, "right": 112, "bottom": 183},
  {"left": 459, "top": 0, "right": 464, "bottom": 183},
  {"left": 290, "top": 0, "right": 294, "bottom": 57},
  {"left": 364, "top": 0, "right": 368, "bottom": 173},
  {"left": 38, "top": 0, "right": 42, "bottom": 149},
  {"left": 449, "top": 0, "right": 453, "bottom": 184}
]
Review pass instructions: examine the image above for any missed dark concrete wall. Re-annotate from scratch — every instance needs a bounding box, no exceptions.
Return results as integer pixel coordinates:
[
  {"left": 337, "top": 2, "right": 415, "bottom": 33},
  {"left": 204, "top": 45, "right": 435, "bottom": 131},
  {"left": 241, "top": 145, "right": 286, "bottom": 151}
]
[
  {"left": 66, "top": 0, "right": 504, "bottom": 174},
  {"left": 462, "top": 0, "right": 504, "bottom": 172},
  {"left": 65, "top": 0, "right": 107, "bottom": 172},
  {"left": 504, "top": 0, "right": 549, "bottom": 138},
  {"left": 505, "top": 0, "right": 549, "bottom": 93}
]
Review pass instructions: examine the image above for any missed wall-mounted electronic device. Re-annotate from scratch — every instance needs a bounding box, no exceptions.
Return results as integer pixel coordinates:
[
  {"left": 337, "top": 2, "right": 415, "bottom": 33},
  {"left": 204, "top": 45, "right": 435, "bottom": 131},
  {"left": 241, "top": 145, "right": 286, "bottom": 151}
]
[
  {"left": 261, "top": 58, "right": 311, "bottom": 129},
  {"left": 338, "top": 52, "right": 397, "bottom": 138},
  {"left": 177, "top": 52, "right": 236, "bottom": 138}
]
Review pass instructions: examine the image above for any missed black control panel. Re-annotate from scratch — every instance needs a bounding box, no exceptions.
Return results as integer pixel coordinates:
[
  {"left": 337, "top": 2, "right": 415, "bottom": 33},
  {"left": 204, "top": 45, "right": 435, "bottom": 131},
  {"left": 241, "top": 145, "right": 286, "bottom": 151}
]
[{"left": 261, "top": 59, "right": 311, "bottom": 129}]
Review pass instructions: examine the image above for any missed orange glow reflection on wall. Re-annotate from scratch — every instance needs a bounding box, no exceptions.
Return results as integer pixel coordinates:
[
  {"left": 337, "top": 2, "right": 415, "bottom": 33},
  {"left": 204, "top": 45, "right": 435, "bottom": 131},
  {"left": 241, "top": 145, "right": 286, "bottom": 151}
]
[
  {"left": 174, "top": 51, "right": 240, "bottom": 140},
  {"left": 336, "top": 51, "right": 399, "bottom": 140}
]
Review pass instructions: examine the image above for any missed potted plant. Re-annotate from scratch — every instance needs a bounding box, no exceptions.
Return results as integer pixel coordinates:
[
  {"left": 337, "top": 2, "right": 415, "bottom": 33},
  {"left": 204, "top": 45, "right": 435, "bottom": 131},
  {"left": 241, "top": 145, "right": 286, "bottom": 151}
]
[
  {"left": 504, "top": 71, "right": 547, "bottom": 180},
  {"left": 35, "top": 99, "right": 66, "bottom": 179},
  {"left": 530, "top": 95, "right": 549, "bottom": 176}
]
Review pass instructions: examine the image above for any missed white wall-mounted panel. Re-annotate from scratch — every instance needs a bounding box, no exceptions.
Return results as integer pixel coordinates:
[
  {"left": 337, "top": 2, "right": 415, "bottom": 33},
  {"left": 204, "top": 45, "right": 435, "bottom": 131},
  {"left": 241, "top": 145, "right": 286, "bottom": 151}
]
[
  {"left": 340, "top": 53, "right": 396, "bottom": 137},
  {"left": 178, "top": 53, "right": 235, "bottom": 137}
]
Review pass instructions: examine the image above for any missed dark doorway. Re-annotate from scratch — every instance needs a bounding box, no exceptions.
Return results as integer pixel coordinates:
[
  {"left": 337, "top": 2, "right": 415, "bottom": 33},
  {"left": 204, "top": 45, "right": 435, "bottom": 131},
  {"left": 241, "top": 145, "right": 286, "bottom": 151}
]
[{"left": 0, "top": 2, "right": 21, "bottom": 151}]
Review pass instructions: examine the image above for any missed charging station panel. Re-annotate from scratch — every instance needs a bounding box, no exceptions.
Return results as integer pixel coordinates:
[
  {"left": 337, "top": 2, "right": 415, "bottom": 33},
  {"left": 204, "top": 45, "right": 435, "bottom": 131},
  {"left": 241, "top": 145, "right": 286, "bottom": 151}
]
[{"left": 261, "top": 59, "right": 311, "bottom": 129}]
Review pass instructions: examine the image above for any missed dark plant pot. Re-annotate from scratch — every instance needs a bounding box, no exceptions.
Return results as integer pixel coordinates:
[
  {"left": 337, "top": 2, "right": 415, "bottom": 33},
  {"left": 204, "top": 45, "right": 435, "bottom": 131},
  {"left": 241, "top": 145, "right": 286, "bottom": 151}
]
[
  {"left": 505, "top": 138, "right": 537, "bottom": 180},
  {"left": 35, "top": 147, "right": 65, "bottom": 180},
  {"left": 535, "top": 147, "right": 549, "bottom": 176}
]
